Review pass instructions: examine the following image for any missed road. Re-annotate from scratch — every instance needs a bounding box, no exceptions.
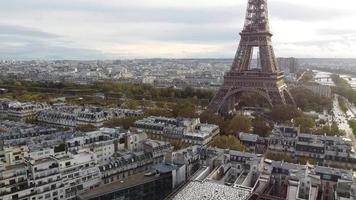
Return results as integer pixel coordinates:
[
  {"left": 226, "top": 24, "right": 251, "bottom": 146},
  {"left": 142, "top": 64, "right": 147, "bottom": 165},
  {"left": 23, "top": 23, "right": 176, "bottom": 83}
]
[{"left": 333, "top": 95, "right": 356, "bottom": 150}]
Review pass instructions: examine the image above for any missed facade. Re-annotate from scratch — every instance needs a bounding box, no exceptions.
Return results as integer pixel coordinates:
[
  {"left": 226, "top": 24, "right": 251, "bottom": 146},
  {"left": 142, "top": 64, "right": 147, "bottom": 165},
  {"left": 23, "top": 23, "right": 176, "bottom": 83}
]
[
  {"left": 303, "top": 84, "right": 332, "bottom": 98},
  {"left": 1, "top": 119, "right": 356, "bottom": 200},
  {"left": 2, "top": 101, "right": 49, "bottom": 122},
  {"left": 78, "top": 163, "right": 183, "bottom": 200},
  {"left": 0, "top": 121, "right": 178, "bottom": 200},
  {"left": 238, "top": 124, "right": 356, "bottom": 170},
  {"left": 37, "top": 104, "right": 144, "bottom": 128},
  {"left": 132, "top": 116, "right": 219, "bottom": 145}
]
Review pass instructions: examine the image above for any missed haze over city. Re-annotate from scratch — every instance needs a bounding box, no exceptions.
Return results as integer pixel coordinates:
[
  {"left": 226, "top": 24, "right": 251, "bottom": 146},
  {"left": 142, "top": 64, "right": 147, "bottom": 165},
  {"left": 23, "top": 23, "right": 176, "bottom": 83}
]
[{"left": 1, "top": 0, "right": 356, "bottom": 60}]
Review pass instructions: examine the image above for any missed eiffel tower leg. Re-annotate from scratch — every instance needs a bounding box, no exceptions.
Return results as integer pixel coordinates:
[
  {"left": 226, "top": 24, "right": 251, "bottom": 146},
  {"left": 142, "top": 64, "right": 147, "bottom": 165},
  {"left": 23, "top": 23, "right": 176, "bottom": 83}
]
[
  {"left": 268, "top": 90, "right": 285, "bottom": 106},
  {"left": 208, "top": 88, "right": 229, "bottom": 113},
  {"left": 283, "top": 88, "right": 296, "bottom": 106},
  {"left": 232, "top": 43, "right": 252, "bottom": 72}
]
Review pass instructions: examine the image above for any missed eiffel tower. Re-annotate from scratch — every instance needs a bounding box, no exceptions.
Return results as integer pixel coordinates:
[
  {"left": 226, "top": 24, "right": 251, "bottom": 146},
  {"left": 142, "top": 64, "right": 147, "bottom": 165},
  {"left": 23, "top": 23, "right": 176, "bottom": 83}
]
[{"left": 208, "top": 0, "right": 295, "bottom": 115}]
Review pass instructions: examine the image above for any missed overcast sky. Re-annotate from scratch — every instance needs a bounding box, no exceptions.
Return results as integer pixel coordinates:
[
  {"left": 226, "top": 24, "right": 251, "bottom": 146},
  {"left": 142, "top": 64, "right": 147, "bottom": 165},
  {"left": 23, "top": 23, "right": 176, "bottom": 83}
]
[{"left": 1, "top": 0, "right": 356, "bottom": 60}]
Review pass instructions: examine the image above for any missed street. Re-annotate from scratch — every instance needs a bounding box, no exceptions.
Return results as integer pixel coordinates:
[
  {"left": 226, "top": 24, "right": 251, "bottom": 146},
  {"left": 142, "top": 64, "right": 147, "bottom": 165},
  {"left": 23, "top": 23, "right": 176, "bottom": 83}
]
[{"left": 333, "top": 94, "right": 356, "bottom": 150}]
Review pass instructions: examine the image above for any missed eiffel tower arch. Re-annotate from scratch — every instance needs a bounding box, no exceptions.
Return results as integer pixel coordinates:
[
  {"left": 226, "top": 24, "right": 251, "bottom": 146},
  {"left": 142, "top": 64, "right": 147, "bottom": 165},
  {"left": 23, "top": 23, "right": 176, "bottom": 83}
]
[{"left": 208, "top": 0, "right": 295, "bottom": 115}]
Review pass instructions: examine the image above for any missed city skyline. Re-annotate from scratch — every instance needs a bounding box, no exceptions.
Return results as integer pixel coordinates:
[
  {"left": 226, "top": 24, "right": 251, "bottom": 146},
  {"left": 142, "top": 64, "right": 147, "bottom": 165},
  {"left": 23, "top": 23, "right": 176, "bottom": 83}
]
[{"left": 1, "top": 0, "right": 356, "bottom": 60}]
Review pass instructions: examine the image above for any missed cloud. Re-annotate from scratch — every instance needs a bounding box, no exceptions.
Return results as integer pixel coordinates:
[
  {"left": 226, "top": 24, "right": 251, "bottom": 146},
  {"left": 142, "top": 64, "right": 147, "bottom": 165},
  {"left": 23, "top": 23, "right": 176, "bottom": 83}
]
[
  {"left": 270, "top": 1, "right": 355, "bottom": 21},
  {"left": 0, "top": 24, "right": 105, "bottom": 60},
  {"left": 0, "top": 0, "right": 355, "bottom": 59},
  {"left": 0, "top": 24, "right": 58, "bottom": 38}
]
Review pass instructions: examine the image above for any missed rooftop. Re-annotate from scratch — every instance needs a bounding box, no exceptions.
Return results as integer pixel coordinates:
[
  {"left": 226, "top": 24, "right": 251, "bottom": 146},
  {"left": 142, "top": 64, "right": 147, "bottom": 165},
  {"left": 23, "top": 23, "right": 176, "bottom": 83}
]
[
  {"left": 78, "top": 170, "right": 165, "bottom": 199},
  {"left": 172, "top": 181, "right": 251, "bottom": 200}
]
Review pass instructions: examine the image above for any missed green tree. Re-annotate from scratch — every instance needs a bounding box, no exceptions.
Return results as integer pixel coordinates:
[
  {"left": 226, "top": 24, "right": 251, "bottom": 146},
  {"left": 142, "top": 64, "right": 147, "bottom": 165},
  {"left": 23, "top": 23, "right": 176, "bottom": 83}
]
[
  {"left": 270, "top": 105, "right": 302, "bottom": 123},
  {"left": 210, "top": 135, "right": 245, "bottom": 151},
  {"left": 294, "top": 116, "right": 316, "bottom": 133},
  {"left": 226, "top": 115, "right": 251, "bottom": 133},
  {"left": 252, "top": 117, "right": 272, "bottom": 137},
  {"left": 349, "top": 120, "right": 356, "bottom": 136},
  {"left": 338, "top": 96, "right": 348, "bottom": 113},
  {"left": 314, "top": 122, "right": 343, "bottom": 136},
  {"left": 291, "top": 87, "right": 332, "bottom": 112}
]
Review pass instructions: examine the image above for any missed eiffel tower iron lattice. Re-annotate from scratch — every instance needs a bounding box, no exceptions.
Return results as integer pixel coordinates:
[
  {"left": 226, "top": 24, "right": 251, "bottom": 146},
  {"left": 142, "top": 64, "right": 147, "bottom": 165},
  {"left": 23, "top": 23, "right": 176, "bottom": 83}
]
[{"left": 208, "top": 0, "right": 295, "bottom": 115}]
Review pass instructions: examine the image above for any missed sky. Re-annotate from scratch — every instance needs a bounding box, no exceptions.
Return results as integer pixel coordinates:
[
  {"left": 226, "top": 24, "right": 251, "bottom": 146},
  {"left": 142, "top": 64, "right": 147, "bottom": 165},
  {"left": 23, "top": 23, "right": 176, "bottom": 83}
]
[{"left": 1, "top": 0, "right": 356, "bottom": 60}]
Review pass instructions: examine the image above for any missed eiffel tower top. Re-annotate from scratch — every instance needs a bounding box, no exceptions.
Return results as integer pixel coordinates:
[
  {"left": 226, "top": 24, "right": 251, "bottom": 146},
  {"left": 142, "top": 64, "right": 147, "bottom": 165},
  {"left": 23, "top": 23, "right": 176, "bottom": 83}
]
[{"left": 242, "top": 0, "right": 270, "bottom": 34}]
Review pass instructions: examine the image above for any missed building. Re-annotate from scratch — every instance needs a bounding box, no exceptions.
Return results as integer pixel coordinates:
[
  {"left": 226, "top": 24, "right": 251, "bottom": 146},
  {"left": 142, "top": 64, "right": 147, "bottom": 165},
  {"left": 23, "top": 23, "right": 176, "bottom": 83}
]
[
  {"left": 303, "top": 84, "right": 332, "bottom": 98},
  {"left": 277, "top": 57, "right": 299, "bottom": 74},
  {"left": 132, "top": 116, "right": 219, "bottom": 145},
  {"left": 37, "top": 104, "right": 144, "bottom": 128},
  {"left": 77, "top": 163, "right": 185, "bottom": 200},
  {"left": 6, "top": 101, "right": 49, "bottom": 122}
]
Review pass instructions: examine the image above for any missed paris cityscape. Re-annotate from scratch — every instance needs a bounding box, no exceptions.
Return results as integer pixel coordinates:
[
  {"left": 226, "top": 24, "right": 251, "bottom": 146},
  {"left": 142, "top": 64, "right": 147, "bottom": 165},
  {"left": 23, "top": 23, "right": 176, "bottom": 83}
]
[{"left": 1, "top": 0, "right": 356, "bottom": 200}]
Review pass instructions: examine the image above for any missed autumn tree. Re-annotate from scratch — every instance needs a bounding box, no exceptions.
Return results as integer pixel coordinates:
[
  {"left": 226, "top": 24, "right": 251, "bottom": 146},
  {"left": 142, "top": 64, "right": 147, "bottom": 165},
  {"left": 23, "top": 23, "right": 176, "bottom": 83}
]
[
  {"left": 103, "top": 116, "right": 140, "bottom": 130},
  {"left": 146, "top": 108, "right": 173, "bottom": 118},
  {"left": 210, "top": 135, "right": 245, "bottom": 151},
  {"left": 199, "top": 109, "right": 230, "bottom": 134},
  {"left": 125, "top": 100, "right": 140, "bottom": 109},
  {"left": 266, "top": 152, "right": 294, "bottom": 163},
  {"left": 76, "top": 124, "right": 98, "bottom": 132},
  {"left": 172, "top": 101, "right": 197, "bottom": 118},
  {"left": 226, "top": 115, "right": 252, "bottom": 134}
]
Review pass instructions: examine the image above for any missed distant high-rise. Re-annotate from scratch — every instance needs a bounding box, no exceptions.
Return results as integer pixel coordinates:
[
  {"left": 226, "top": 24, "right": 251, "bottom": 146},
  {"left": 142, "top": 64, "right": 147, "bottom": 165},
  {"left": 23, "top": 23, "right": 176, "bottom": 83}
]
[
  {"left": 208, "top": 0, "right": 295, "bottom": 115},
  {"left": 277, "top": 57, "right": 299, "bottom": 74}
]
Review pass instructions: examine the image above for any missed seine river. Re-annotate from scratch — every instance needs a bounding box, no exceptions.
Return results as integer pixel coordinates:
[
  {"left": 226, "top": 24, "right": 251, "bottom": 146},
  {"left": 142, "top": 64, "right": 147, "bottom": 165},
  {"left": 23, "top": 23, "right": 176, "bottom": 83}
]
[{"left": 313, "top": 70, "right": 356, "bottom": 89}]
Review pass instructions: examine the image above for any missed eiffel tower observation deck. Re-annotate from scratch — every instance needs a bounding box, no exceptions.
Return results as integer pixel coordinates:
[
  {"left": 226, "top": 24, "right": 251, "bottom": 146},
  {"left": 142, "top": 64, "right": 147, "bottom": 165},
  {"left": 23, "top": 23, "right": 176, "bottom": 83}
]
[{"left": 208, "top": 0, "right": 295, "bottom": 115}]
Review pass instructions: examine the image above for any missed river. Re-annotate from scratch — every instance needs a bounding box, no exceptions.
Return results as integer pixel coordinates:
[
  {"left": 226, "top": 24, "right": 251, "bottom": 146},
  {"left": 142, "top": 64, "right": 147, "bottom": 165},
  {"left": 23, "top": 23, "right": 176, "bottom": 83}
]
[{"left": 313, "top": 70, "right": 356, "bottom": 89}]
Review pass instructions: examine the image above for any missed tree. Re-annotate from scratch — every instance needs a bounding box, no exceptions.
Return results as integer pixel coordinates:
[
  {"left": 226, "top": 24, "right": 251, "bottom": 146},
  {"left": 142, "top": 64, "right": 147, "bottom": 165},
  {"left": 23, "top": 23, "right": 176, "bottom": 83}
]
[
  {"left": 349, "top": 120, "right": 356, "bottom": 136},
  {"left": 314, "top": 122, "right": 343, "bottom": 136},
  {"left": 125, "top": 100, "right": 140, "bottom": 109},
  {"left": 238, "top": 92, "right": 270, "bottom": 108},
  {"left": 146, "top": 108, "right": 173, "bottom": 117},
  {"left": 210, "top": 135, "right": 245, "bottom": 151},
  {"left": 200, "top": 109, "right": 221, "bottom": 124},
  {"left": 199, "top": 109, "right": 230, "bottom": 134},
  {"left": 294, "top": 116, "right": 315, "bottom": 133},
  {"left": 270, "top": 105, "right": 302, "bottom": 123},
  {"left": 54, "top": 143, "right": 66, "bottom": 153},
  {"left": 172, "top": 101, "right": 197, "bottom": 118},
  {"left": 252, "top": 117, "right": 273, "bottom": 137},
  {"left": 76, "top": 124, "right": 98, "bottom": 132},
  {"left": 338, "top": 96, "right": 348, "bottom": 113},
  {"left": 266, "top": 152, "right": 293, "bottom": 163},
  {"left": 226, "top": 115, "right": 251, "bottom": 133},
  {"left": 291, "top": 87, "right": 332, "bottom": 113},
  {"left": 103, "top": 116, "right": 140, "bottom": 130},
  {"left": 170, "top": 140, "right": 189, "bottom": 151}
]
